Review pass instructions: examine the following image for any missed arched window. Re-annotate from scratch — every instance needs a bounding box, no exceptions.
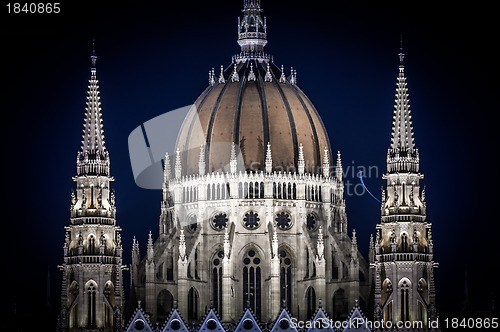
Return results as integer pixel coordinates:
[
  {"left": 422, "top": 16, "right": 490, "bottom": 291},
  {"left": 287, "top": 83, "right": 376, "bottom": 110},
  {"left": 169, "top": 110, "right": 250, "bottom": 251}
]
[
  {"left": 243, "top": 249, "right": 261, "bottom": 320},
  {"left": 88, "top": 235, "right": 96, "bottom": 254},
  {"left": 104, "top": 281, "right": 115, "bottom": 327},
  {"left": 157, "top": 289, "right": 174, "bottom": 322},
  {"left": 212, "top": 250, "right": 224, "bottom": 315},
  {"left": 400, "top": 279, "right": 411, "bottom": 322},
  {"left": 166, "top": 255, "right": 174, "bottom": 281},
  {"left": 292, "top": 183, "right": 296, "bottom": 199},
  {"left": 260, "top": 182, "right": 264, "bottom": 198},
  {"left": 239, "top": 182, "right": 243, "bottom": 198},
  {"left": 401, "top": 233, "right": 409, "bottom": 252},
  {"left": 279, "top": 249, "right": 292, "bottom": 309},
  {"left": 86, "top": 281, "right": 97, "bottom": 328},
  {"left": 306, "top": 287, "right": 316, "bottom": 319},
  {"left": 249, "top": 182, "right": 254, "bottom": 198},
  {"left": 273, "top": 182, "right": 277, "bottom": 198},
  {"left": 69, "top": 281, "right": 79, "bottom": 328},
  {"left": 187, "top": 287, "right": 199, "bottom": 321},
  {"left": 333, "top": 288, "right": 348, "bottom": 320}
]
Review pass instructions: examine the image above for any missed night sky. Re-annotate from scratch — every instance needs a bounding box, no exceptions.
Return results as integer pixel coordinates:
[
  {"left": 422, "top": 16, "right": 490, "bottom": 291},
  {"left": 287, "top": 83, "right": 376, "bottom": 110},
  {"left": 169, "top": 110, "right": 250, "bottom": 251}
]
[{"left": 3, "top": 0, "right": 498, "bottom": 330}]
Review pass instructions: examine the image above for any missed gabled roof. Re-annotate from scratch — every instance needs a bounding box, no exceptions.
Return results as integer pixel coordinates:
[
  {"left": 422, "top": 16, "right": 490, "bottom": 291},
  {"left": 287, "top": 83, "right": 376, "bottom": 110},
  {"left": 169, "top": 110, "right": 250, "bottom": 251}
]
[
  {"left": 161, "top": 308, "right": 190, "bottom": 332},
  {"left": 234, "top": 308, "right": 262, "bottom": 332},
  {"left": 269, "top": 307, "right": 297, "bottom": 332},
  {"left": 126, "top": 305, "right": 154, "bottom": 332},
  {"left": 307, "top": 307, "right": 335, "bottom": 332},
  {"left": 198, "top": 308, "right": 225, "bottom": 332},
  {"left": 342, "top": 305, "right": 371, "bottom": 332}
]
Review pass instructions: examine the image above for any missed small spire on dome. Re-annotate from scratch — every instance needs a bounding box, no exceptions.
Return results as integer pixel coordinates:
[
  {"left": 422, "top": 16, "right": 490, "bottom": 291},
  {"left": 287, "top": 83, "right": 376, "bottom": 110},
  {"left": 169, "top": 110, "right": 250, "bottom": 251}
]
[
  {"left": 298, "top": 143, "right": 305, "bottom": 175},
  {"left": 209, "top": 68, "right": 216, "bottom": 86},
  {"left": 218, "top": 65, "right": 226, "bottom": 84},
  {"left": 248, "top": 62, "right": 256, "bottom": 81},
  {"left": 290, "top": 67, "right": 297, "bottom": 85},
  {"left": 231, "top": 63, "right": 240, "bottom": 82},
  {"left": 175, "top": 148, "right": 182, "bottom": 179},
  {"left": 198, "top": 144, "right": 206, "bottom": 176},
  {"left": 264, "top": 63, "right": 272, "bottom": 82},
  {"left": 279, "top": 65, "right": 286, "bottom": 83},
  {"left": 230, "top": 142, "right": 237, "bottom": 174},
  {"left": 265, "top": 142, "right": 272, "bottom": 173},
  {"left": 322, "top": 147, "right": 330, "bottom": 178}
]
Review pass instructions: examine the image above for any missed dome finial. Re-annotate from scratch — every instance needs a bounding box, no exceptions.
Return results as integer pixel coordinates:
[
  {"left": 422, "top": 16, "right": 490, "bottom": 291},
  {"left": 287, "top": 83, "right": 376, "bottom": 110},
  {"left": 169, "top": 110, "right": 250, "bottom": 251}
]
[
  {"left": 231, "top": 63, "right": 240, "bottom": 82},
  {"left": 237, "top": 0, "right": 267, "bottom": 53},
  {"left": 279, "top": 65, "right": 286, "bottom": 83},
  {"left": 218, "top": 65, "right": 226, "bottom": 84},
  {"left": 90, "top": 36, "right": 97, "bottom": 68},
  {"left": 265, "top": 142, "right": 272, "bottom": 173},
  {"left": 399, "top": 34, "right": 405, "bottom": 65}
]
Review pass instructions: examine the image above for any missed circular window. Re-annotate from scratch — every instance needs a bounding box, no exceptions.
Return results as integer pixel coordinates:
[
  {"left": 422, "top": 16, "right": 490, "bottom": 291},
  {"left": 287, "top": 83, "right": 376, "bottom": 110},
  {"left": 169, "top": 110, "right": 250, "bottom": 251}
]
[
  {"left": 170, "top": 319, "right": 181, "bottom": 330},
  {"left": 243, "top": 211, "right": 260, "bottom": 229},
  {"left": 276, "top": 212, "right": 291, "bottom": 229},
  {"left": 243, "top": 319, "right": 254, "bottom": 330},
  {"left": 134, "top": 319, "right": 145, "bottom": 331},
  {"left": 207, "top": 319, "right": 217, "bottom": 330},
  {"left": 217, "top": 250, "right": 224, "bottom": 258},
  {"left": 306, "top": 214, "right": 316, "bottom": 230},
  {"left": 243, "top": 257, "right": 251, "bottom": 265},
  {"left": 212, "top": 213, "right": 228, "bottom": 230},
  {"left": 279, "top": 318, "right": 290, "bottom": 330},
  {"left": 213, "top": 258, "right": 220, "bottom": 266}
]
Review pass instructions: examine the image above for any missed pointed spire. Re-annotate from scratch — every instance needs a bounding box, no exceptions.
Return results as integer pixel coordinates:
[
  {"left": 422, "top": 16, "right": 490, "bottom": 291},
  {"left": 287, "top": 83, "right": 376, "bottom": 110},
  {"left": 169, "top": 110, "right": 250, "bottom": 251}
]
[
  {"left": 298, "top": 143, "right": 305, "bottom": 175},
  {"left": 335, "top": 151, "right": 343, "bottom": 181},
  {"left": 390, "top": 46, "right": 415, "bottom": 153},
  {"left": 147, "top": 231, "right": 154, "bottom": 260},
  {"left": 265, "top": 142, "right": 272, "bottom": 173},
  {"left": 322, "top": 147, "right": 330, "bottom": 178},
  {"left": 175, "top": 148, "right": 182, "bottom": 179},
  {"left": 91, "top": 37, "right": 97, "bottom": 68},
  {"left": 223, "top": 228, "right": 230, "bottom": 259},
  {"left": 317, "top": 226, "right": 324, "bottom": 260},
  {"left": 289, "top": 67, "right": 297, "bottom": 85},
  {"left": 231, "top": 63, "right": 240, "bottom": 82},
  {"left": 351, "top": 229, "right": 358, "bottom": 263},
  {"left": 178, "top": 229, "right": 186, "bottom": 261},
  {"left": 218, "top": 65, "right": 226, "bottom": 84},
  {"left": 198, "top": 144, "right": 206, "bottom": 176},
  {"left": 279, "top": 65, "right": 286, "bottom": 83},
  {"left": 77, "top": 39, "right": 109, "bottom": 176},
  {"left": 272, "top": 226, "right": 279, "bottom": 258},
  {"left": 209, "top": 68, "right": 216, "bottom": 86},
  {"left": 247, "top": 62, "right": 256, "bottom": 81},
  {"left": 230, "top": 142, "right": 237, "bottom": 174},
  {"left": 163, "top": 152, "right": 171, "bottom": 183},
  {"left": 264, "top": 63, "right": 272, "bottom": 82},
  {"left": 368, "top": 234, "right": 375, "bottom": 263}
]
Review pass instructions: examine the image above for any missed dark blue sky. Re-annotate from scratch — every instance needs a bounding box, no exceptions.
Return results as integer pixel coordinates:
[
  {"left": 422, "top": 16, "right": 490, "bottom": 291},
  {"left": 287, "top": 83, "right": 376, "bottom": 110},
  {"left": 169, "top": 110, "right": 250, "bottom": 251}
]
[{"left": 3, "top": 0, "right": 498, "bottom": 329}]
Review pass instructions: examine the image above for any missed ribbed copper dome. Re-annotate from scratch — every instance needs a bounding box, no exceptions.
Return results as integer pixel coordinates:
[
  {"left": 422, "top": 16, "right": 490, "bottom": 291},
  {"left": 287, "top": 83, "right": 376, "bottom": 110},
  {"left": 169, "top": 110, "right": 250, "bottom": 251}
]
[{"left": 175, "top": 60, "right": 331, "bottom": 176}]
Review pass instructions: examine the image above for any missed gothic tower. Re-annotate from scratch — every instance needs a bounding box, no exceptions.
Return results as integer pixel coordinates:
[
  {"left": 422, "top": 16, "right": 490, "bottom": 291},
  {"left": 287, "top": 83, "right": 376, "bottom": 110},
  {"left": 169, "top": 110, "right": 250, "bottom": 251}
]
[
  {"left": 370, "top": 47, "right": 438, "bottom": 327},
  {"left": 58, "top": 44, "right": 125, "bottom": 332}
]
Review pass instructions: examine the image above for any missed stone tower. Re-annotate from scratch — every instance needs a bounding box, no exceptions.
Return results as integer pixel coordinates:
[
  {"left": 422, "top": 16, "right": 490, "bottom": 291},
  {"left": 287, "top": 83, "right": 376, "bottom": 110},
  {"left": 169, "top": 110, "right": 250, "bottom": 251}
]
[
  {"left": 369, "top": 48, "right": 438, "bottom": 327},
  {"left": 58, "top": 44, "right": 125, "bottom": 332},
  {"left": 130, "top": 0, "right": 369, "bottom": 326}
]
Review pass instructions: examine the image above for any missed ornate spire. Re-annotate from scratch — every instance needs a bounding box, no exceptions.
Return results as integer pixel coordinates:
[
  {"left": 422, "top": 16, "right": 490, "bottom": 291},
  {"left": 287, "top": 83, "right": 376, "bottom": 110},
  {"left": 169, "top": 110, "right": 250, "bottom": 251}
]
[
  {"left": 163, "top": 152, "right": 171, "bottom": 183},
  {"left": 209, "top": 68, "right": 216, "bottom": 86},
  {"left": 272, "top": 226, "right": 278, "bottom": 258},
  {"left": 264, "top": 63, "right": 272, "bottom": 82},
  {"left": 322, "top": 147, "right": 330, "bottom": 178},
  {"left": 265, "top": 142, "right": 272, "bottom": 173},
  {"left": 247, "top": 62, "right": 256, "bottom": 81},
  {"left": 175, "top": 148, "right": 182, "bottom": 179},
  {"left": 218, "top": 65, "right": 226, "bottom": 84},
  {"left": 237, "top": 0, "right": 267, "bottom": 53},
  {"left": 317, "top": 226, "right": 324, "bottom": 260},
  {"left": 279, "top": 65, "right": 286, "bottom": 83},
  {"left": 289, "top": 67, "right": 297, "bottom": 85},
  {"left": 231, "top": 63, "right": 240, "bottom": 82},
  {"left": 198, "top": 144, "right": 206, "bottom": 176},
  {"left": 178, "top": 229, "right": 186, "bottom": 261},
  {"left": 298, "top": 143, "right": 305, "bottom": 175},
  {"left": 223, "top": 228, "right": 230, "bottom": 259},
  {"left": 335, "top": 151, "right": 343, "bottom": 181},
  {"left": 230, "top": 142, "right": 237, "bottom": 174},
  {"left": 388, "top": 45, "right": 419, "bottom": 173}
]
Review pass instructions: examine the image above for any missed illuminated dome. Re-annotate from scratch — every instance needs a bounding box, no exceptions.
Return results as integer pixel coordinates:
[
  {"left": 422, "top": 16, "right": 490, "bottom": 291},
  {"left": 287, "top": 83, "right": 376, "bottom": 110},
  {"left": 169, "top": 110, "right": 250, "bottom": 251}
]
[{"left": 175, "top": 61, "right": 331, "bottom": 175}]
